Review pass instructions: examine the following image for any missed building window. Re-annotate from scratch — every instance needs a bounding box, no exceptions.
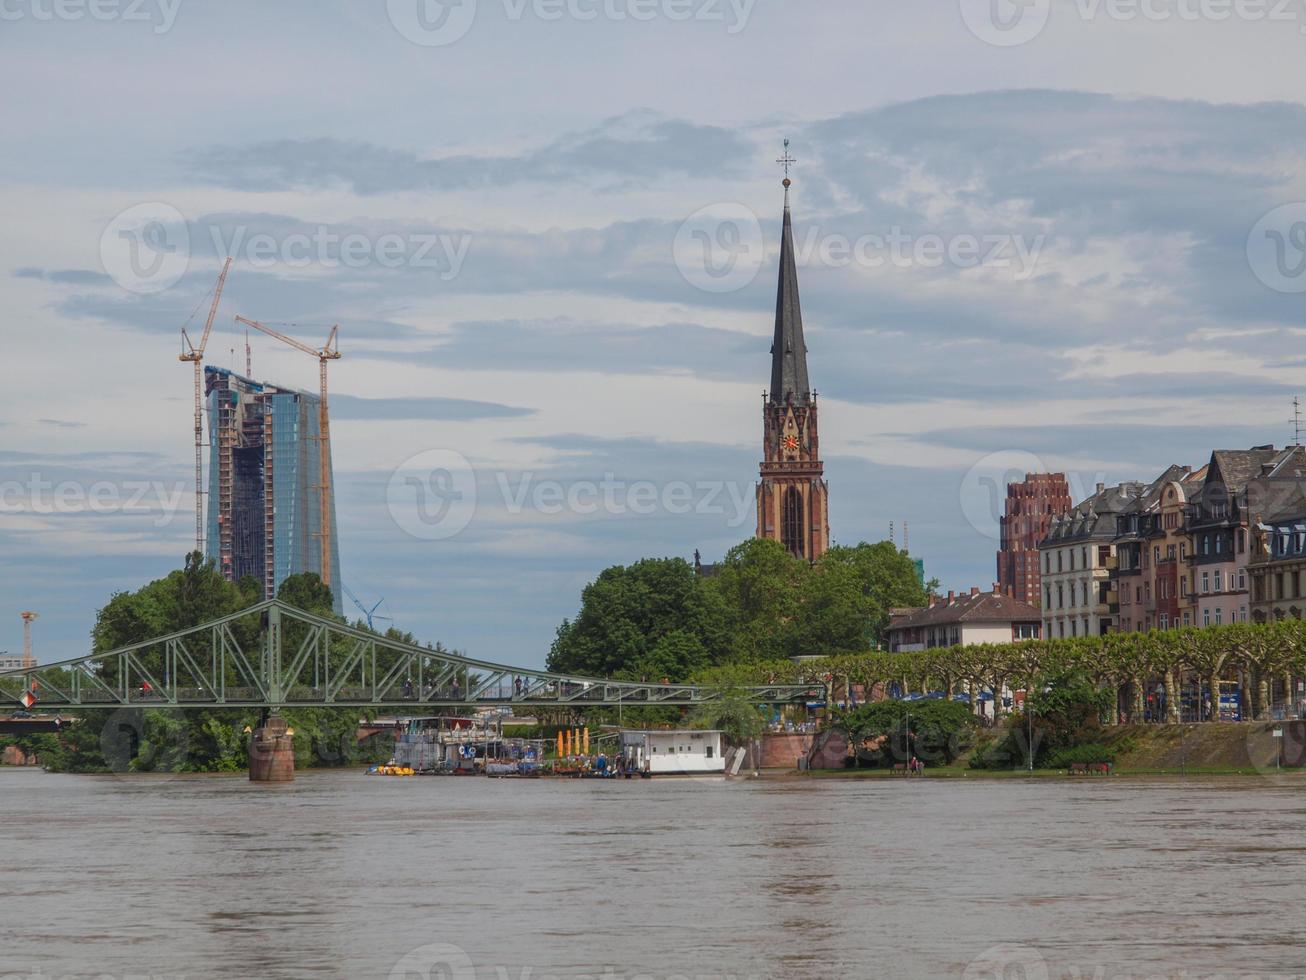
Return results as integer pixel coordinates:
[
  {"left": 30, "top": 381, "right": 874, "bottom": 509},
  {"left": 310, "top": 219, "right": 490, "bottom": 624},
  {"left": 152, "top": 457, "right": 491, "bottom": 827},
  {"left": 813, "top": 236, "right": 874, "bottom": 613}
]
[
  {"left": 1071, "top": 620, "right": 1078, "bottom": 637},
  {"left": 1183, "top": 611, "right": 1191, "bottom": 626},
  {"left": 1202, "top": 571, "right": 1209, "bottom": 593},
  {"left": 1160, "top": 614, "right": 1169, "bottom": 629},
  {"left": 1057, "top": 551, "right": 1063, "bottom": 573},
  {"left": 1203, "top": 608, "right": 1210, "bottom": 626},
  {"left": 1213, "top": 570, "right": 1222, "bottom": 592},
  {"left": 1240, "top": 605, "right": 1247, "bottom": 622},
  {"left": 1215, "top": 536, "right": 1224, "bottom": 554},
  {"left": 1057, "top": 584, "right": 1064, "bottom": 609},
  {"left": 1045, "top": 585, "right": 1051, "bottom": 607},
  {"left": 1202, "top": 535, "right": 1211, "bottom": 555},
  {"left": 781, "top": 486, "right": 804, "bottom": 559},
  {"left": 1238, "top": 570, "right": 1246, "bottom": 591}
]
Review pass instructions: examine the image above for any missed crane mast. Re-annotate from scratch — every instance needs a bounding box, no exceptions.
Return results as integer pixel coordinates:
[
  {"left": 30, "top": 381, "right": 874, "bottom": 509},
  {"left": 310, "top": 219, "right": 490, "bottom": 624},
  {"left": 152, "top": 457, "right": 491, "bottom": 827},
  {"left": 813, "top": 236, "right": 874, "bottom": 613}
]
[
  {"left": 234, "top": 315, "right": 341, "bottom": 590},
  {"left": 179, "top": 257, "right": 233, "bottom": 557}
]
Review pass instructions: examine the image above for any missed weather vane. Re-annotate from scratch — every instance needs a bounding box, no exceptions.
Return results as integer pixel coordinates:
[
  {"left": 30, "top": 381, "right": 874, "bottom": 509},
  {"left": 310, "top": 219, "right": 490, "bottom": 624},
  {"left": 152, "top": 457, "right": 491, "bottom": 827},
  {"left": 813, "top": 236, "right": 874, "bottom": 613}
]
[{"left": 776, "top": 139, "right": 796, "bottom": 181}]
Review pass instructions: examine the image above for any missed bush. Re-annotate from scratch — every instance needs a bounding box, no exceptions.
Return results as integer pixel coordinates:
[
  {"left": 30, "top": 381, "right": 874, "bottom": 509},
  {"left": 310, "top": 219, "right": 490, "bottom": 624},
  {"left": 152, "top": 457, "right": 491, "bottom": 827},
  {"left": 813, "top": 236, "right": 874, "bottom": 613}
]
[
  {"left": 1047, "top": 743, "right": 1116, "bottom": 768},
  {"left": 969, "top": 672, "right": 1116, "bottom": 770},
  {"left": 840, "top": 699, "right": 976, "bottom": 767}
]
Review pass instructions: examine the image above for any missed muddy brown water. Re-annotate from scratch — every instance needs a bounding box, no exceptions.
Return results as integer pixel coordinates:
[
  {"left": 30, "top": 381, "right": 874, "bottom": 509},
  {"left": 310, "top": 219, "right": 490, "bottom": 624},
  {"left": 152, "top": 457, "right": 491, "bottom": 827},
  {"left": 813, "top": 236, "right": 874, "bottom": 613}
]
[{"left": 2, "top": 768, "right": 1304, "bottom": 979}]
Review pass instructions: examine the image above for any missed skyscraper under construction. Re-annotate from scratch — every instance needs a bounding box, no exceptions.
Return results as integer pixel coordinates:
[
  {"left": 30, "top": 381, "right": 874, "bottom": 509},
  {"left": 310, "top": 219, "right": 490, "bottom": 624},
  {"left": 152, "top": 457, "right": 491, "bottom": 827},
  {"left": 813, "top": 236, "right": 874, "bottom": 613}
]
[{"left": 204, "top": 366, "right": 341, "bottom": 611}]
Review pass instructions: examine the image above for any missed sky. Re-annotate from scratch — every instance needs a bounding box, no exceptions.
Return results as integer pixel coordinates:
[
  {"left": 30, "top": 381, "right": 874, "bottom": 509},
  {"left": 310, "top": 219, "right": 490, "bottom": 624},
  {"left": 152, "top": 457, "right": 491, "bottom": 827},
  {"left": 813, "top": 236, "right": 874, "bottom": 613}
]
[{"left": 3, "top": 0, "right": 1306, "bottom": 667}]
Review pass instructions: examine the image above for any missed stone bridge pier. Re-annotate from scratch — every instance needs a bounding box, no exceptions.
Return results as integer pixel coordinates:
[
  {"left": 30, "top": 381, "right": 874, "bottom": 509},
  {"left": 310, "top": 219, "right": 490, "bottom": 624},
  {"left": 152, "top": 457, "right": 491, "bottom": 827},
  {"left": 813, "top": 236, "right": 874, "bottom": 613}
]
[{"left": 249, "top": 714, "right": 295, "bottom": 782}]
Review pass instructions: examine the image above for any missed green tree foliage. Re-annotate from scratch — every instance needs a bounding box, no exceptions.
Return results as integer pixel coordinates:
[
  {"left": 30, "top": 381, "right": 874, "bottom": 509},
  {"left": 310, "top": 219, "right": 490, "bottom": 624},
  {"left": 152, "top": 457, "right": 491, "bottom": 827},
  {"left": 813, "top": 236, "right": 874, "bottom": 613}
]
[
  {"left": 276, "top": 572, "right": 336, "bottom": 615},
  {"left": 839, "top": 698, "right": 976, "bottom": 767},
  {"left": 547, "top": 557, "right": 727, "bottom": 678},
  {"left": 549, "top": 538, "right": 930, "bottom": 679},
  {"left": 970, "top": 671, "right": 1114, "bottom": 770}
]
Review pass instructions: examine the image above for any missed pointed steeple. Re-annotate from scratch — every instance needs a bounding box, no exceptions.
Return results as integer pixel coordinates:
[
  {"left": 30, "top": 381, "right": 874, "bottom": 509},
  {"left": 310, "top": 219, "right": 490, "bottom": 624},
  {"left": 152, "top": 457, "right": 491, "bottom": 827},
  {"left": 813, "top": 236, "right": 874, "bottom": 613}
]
[{"left": 769, "top": 170, "right": 810, "bottom": 406}]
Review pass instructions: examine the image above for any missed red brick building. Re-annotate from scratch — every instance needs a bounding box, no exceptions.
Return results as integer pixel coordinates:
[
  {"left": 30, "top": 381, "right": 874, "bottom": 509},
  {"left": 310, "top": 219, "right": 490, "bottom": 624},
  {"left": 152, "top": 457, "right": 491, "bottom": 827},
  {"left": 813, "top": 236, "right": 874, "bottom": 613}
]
[{"left": 997, "top": 473, "right": 1072, "bottom": 607}]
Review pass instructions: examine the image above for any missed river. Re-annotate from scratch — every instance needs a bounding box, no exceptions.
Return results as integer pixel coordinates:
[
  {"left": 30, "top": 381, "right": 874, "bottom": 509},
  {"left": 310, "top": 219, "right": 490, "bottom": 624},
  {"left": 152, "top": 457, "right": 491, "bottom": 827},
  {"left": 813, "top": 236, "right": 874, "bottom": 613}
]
[{"left": 2, "top": 768, "right": 1304, "bottom": 979}]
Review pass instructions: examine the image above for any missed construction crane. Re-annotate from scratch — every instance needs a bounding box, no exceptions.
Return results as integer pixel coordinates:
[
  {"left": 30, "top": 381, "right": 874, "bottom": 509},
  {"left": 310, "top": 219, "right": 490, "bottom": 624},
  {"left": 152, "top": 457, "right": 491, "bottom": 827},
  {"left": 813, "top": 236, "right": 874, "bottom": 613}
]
[
  {"left": 179, "top": 257, "right": 233, "bottom": 556},
  {"left": 234, "top": 315, "right": 341, "bottom": 589},
  {"left": 20, "top": 611, "right": 38, "bottom": 669},
  {"left": 342, "top": 584, "right": 392, "bottom": 632}
]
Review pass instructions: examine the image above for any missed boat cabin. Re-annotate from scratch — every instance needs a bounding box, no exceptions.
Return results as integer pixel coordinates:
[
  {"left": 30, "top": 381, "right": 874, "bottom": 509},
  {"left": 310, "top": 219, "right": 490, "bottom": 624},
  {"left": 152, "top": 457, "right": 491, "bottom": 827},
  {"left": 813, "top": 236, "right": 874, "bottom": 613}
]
[{"left": 619, "top": 729, "right": 725, "bottom": 775}]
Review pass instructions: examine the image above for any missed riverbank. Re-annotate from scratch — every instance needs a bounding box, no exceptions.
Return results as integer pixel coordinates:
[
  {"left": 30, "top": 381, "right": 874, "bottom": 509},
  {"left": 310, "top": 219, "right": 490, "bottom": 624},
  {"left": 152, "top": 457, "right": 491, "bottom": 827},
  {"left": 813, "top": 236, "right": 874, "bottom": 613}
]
[{"left": 798, "top": 720, "right": 1303, "bottom": 778}]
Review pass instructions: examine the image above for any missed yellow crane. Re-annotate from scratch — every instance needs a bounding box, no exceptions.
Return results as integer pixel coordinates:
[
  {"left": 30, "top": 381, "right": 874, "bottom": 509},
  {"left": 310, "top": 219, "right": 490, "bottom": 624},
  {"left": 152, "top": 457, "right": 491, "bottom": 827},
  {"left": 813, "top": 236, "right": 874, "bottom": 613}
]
[
  {"left": 179, "top": 257, "right": 233, "bottom": 556},
  {"left": 234, "top": 315, "right": 341, "bottom": 588}
]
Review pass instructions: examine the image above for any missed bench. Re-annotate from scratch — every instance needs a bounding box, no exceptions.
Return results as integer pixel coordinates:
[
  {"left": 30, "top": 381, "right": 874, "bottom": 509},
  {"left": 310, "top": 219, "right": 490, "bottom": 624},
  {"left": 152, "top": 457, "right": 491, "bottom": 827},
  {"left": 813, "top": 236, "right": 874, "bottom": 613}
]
[
  {"left": 1069, "top": 762, "right": 1111, "bottom": 775},
  {"left": 891, "top": 763, "right": 909, "bottom": 776}
]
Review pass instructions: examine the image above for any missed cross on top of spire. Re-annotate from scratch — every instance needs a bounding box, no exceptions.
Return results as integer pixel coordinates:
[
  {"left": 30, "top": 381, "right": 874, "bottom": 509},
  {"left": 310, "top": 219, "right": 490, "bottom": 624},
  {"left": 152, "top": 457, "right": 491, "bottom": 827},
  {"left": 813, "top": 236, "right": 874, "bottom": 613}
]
[{"left": 776, "top": 139, "right": 796, "bottom": 183}]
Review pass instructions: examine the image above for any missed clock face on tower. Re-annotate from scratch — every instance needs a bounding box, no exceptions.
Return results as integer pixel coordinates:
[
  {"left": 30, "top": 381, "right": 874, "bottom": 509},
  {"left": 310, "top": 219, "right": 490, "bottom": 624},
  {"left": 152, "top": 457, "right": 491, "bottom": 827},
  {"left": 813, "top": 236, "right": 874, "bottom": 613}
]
[{"left": 782, "top": 434, "right": 800, "bottom": 452}]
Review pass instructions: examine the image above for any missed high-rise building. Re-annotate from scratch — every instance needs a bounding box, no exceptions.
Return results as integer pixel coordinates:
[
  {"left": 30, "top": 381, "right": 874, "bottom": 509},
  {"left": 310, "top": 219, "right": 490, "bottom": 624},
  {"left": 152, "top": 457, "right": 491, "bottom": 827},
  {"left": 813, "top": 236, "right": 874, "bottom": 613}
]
[
  {"left": 204, "top": 366, "right": 341, "bottom": 611},
  {"left": 997, "top": 473, "right": 1072, "bottom": 606},
  {"left": 756, "top": 172, "right": 830, "bottom": 561}
]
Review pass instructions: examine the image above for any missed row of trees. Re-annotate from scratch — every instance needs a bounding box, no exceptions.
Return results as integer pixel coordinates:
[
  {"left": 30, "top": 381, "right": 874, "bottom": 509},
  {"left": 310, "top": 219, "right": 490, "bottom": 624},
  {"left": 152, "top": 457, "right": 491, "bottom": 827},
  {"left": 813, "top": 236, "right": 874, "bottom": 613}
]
[
  {"left": 692, "top": 619, "right": 1306, "bottom": 725},
  {"left": 547, "top": 538, "right": 934, "bottom": 679}
]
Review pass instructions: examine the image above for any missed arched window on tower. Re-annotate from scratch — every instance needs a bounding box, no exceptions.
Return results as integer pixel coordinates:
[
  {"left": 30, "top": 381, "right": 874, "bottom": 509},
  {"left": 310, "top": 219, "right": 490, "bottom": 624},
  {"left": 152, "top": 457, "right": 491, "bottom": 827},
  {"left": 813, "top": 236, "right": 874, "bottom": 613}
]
[{"left": 782, "top": 486, "right": 805, "bottom": 559}]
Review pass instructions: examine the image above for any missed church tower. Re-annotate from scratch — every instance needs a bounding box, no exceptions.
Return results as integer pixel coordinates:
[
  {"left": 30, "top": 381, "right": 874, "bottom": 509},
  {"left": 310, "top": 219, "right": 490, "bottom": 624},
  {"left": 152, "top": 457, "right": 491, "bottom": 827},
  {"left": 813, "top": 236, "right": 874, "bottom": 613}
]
[{"left": 756, "top": 146, "right": 830, "bottom": 561}]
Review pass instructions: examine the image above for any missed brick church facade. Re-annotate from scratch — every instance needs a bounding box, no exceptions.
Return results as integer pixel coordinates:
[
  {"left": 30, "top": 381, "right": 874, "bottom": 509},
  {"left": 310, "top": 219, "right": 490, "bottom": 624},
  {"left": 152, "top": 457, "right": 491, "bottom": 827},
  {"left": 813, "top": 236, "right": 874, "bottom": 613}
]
[{"left": 756, "top": 174, "right": 830, "bottom": 561}]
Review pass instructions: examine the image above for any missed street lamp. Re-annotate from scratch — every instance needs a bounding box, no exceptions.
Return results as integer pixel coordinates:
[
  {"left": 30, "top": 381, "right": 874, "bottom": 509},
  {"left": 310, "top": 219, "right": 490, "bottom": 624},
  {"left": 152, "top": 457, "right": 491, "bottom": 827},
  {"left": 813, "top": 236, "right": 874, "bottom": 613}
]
[{"left": 1026, "top": 687, "right": 1034, "bottom": 773}]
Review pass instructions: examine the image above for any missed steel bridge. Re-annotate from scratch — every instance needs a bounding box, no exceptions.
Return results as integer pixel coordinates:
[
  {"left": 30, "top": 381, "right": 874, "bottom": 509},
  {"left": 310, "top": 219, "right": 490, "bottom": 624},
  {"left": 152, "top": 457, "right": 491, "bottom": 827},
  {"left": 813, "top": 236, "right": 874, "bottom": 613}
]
[{"left": 0, "top": 600, "right": 821, "bottom": 711}]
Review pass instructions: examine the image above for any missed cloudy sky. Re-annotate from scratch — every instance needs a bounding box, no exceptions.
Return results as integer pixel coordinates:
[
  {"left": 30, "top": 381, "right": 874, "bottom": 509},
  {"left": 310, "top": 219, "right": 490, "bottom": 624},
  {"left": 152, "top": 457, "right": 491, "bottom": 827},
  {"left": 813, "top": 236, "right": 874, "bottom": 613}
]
[{"left": 3, "top": 0, "right": 1306, "bottom": 666}]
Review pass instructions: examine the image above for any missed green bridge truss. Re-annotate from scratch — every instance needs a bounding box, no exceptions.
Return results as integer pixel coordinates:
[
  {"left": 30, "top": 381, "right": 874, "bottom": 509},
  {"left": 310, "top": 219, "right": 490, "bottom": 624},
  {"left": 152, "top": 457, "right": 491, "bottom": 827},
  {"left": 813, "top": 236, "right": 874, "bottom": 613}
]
[{"left": 0, "top": 600, "right": 821, "bottom": 711}]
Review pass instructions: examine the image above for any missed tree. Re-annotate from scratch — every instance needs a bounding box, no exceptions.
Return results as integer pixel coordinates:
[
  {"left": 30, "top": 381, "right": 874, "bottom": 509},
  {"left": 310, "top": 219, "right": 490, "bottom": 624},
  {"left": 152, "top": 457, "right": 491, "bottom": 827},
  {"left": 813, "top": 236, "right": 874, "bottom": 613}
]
[
  {"left": 548, "top": 557, "right": 725, "bottom": 680},
  {"left": 277, "top": 572, "right": 336, "bottom": 617},
  {"left": 839, "top": 698, "right": 976, "bottom": 767},
  {"left": 702, "top": 539, "right": 805, "bottom": 662},
  {"left": 816, "top": 542, "right": 932, "bottom": 647}
]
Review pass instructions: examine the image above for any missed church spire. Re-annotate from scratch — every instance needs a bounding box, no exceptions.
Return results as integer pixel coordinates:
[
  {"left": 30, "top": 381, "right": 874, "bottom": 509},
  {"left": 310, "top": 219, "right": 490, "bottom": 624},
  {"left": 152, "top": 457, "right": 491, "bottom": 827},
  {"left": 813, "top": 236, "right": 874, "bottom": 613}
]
[{"left": 769, "top": 141, "right": 810, "bottom": 407}]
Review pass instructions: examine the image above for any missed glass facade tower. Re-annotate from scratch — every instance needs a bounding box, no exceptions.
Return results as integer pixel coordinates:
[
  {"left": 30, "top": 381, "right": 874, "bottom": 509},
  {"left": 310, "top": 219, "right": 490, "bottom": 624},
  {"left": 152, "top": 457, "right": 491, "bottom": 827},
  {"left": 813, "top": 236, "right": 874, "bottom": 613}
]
[{"left": 204, "top": 366, "right": 341, "bottom": 612}]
